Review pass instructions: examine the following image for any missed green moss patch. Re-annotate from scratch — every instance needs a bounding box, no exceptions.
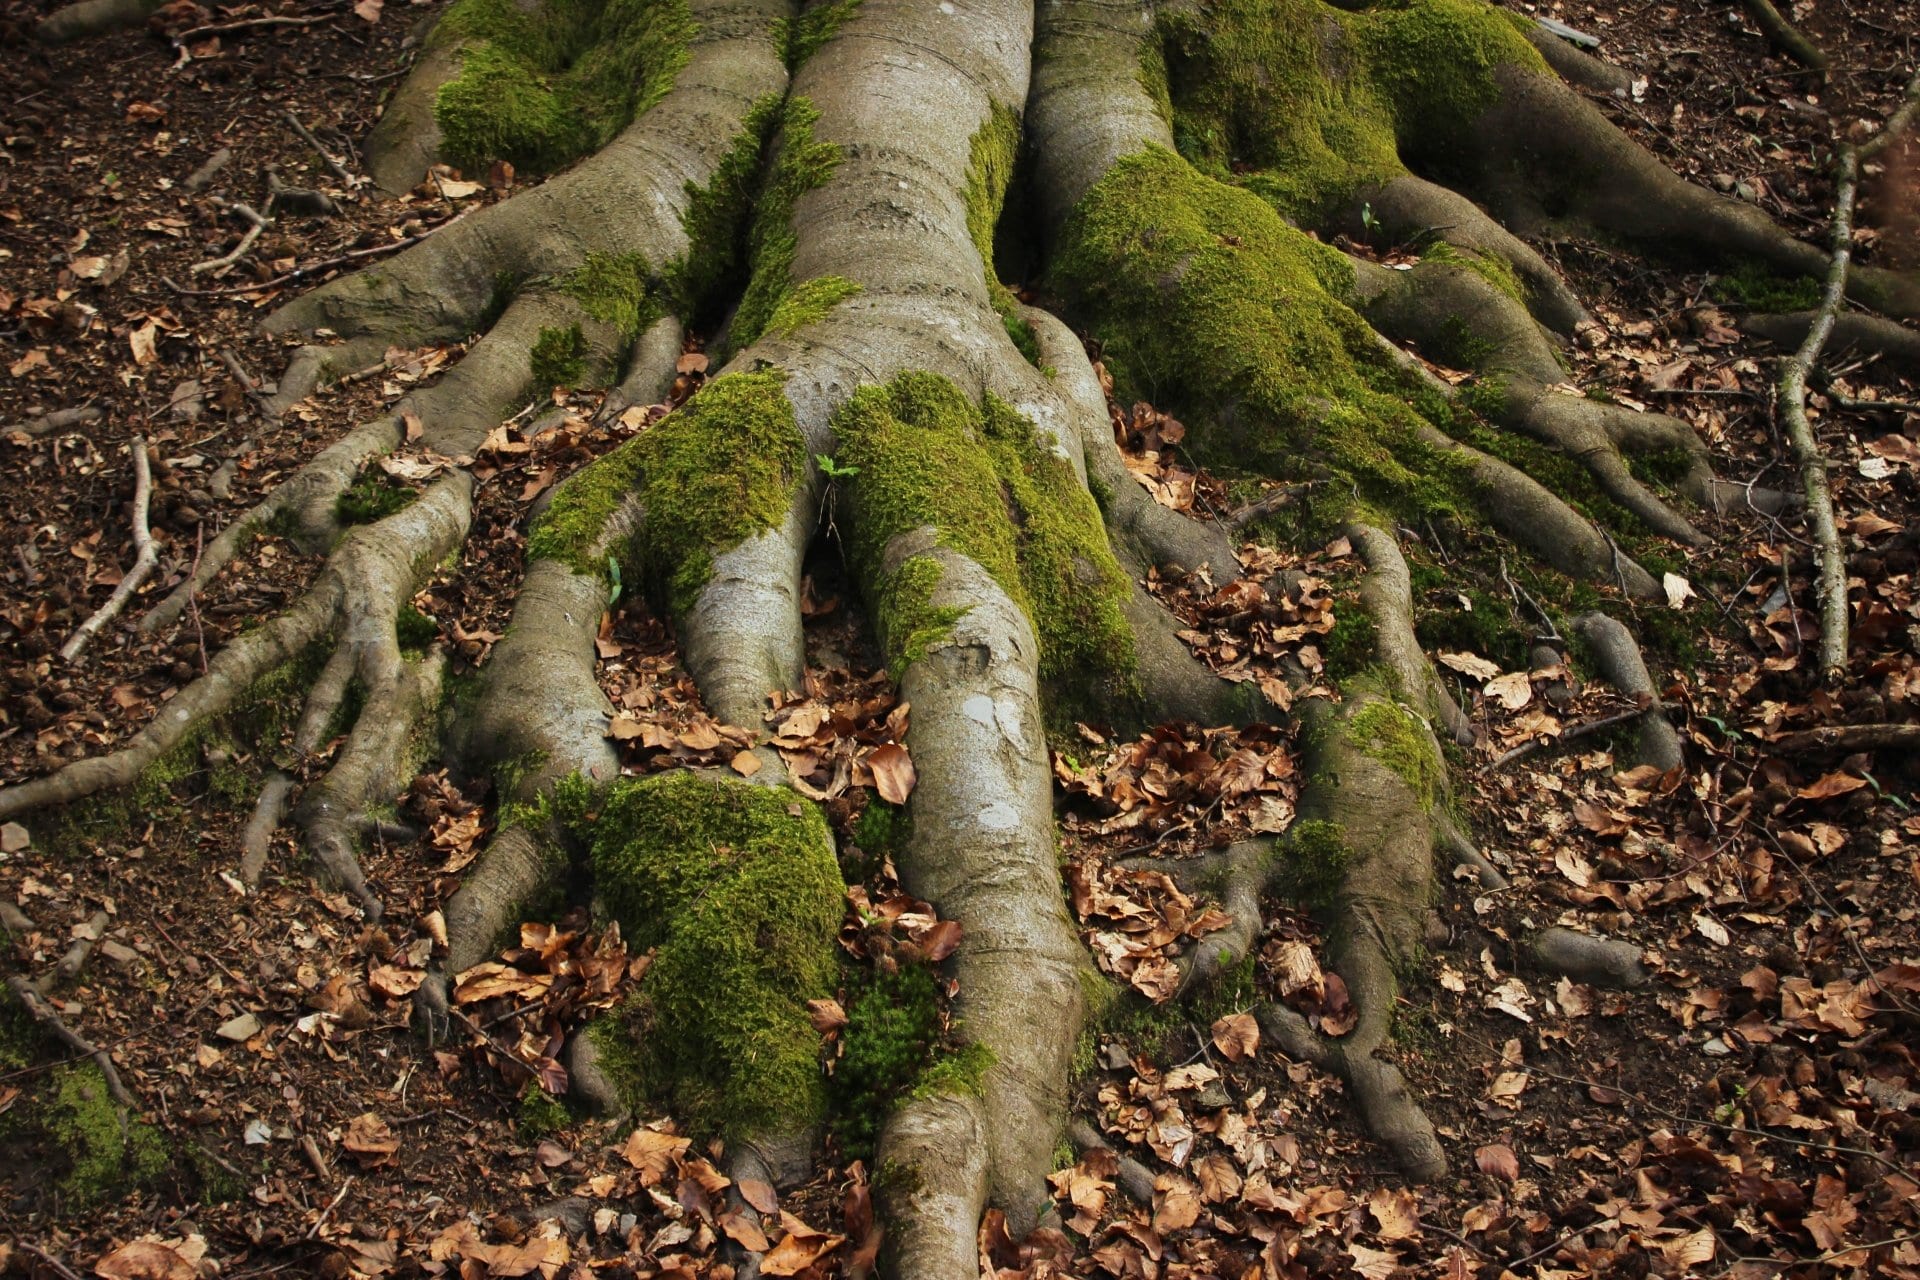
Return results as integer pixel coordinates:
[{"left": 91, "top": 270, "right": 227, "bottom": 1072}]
[
  {"left": 1714, "top": 262, "right": 1822, "bottom": 313},
  {"left": 1158, "top": 0, "right": 1543, "bottom": 228},
  {"left": 528, "top": 368, "right": 807, "bottom": 610},
  {"left": 1051, "top": 146, "right": 1479, "bottom": 538},
  {"left": 963, "top": 103, "right": 1041, "bottom": 365},
  {"left": 730, "top": 99, "right": 845, "bottom": 349},
  {"left": 779, "top": 0, "right": 859, "bottom": 68},
  {"left": 763, "top": 274, "right": 862, "bottom": 338},
  {"left": 432, "top": 0, "right": 697, "bottom": 175},
  {"left": 530, "top": 324, "right": 589, "bottom": 389},
  {"left": 336, "top": 469, "right": 417, "bottom": 526},
  {"left": 1349, "top": 697, "right": 1444, "bottom": 810},
  {"left": 833, "top": 372, "right": 1137, "bottom": 704},
  {"left": 566, "top": 771, "right": 842, "bottom": 1140}
]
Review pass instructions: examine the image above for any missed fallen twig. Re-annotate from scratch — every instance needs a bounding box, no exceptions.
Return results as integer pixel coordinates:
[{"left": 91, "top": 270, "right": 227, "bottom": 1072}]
[
  {"left": 163, "top": 210, "right": 471, "bottom": 298},
  {"left": 190, "top": 199, "right": 269, "bottom": 277},
  {"left": 174, "top": 12, "right": 333, "bottom": 43},
  {"left": 1778, "top": 68, "right": 1920, "bottom": 681},
  {"left": 62, "top": 438, "right": 159, "bottom": 662},
  {"left": 1493, "top": 700, "right": 1652, "bottom": 769},
  {"left": 283, "top": 109, "right": 358, "bottom": 191},
  {"left": 4, "top": 975, "right": 136, "bottom": 1109},
  {"left": 1767, "top": 722, "right": 1920, "bottom": 754},
  {"left": 4, "top": 405, "right": 102, "bottom": 438}
]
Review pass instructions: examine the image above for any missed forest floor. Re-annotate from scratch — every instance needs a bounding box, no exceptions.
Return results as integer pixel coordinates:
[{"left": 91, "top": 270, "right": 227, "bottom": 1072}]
[{"left": 0, "top": 1, "right": 1918, "bottom": 1278}]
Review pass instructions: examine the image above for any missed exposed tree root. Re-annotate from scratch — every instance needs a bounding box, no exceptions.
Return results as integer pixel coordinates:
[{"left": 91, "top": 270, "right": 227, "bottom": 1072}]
[
  {"left": 1744, "top": 309, "right": 1920, "bottom": 367},
  {"left": 16, "top": 0, "right": 1920, "bottom": 1262},
  {"left": 5, "top": 406, "right": 102, "bottom": 438},
  {"left": 1520, "top": 20, "right": 1638, "bottom": 100},
  {"left": 1740, "top": 0, "right": 1829, "bottom": 75},
  {"left": 35, "top": 0, "right": 161, "bottom": 44},
  {"left": 1768, "top": 722, "right": 1920, "bottom": 753},
  {"left": 1529, "top": 926, "right": 1648, "bottom": 989},
  {"left": 1569, "top": 612, "right": 1684, "bottom": 770}
]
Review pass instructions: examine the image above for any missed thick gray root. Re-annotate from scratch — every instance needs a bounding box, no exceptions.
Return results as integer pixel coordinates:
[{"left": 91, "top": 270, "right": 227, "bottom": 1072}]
[
  {"left": 0, "top": 472, "right": 472, "bottom": 844},
  {"left": 1250, "top": 525, "right": 1457, "bottom": 1182},
  {"left": 877, "top": 538, "right": 1092, "bottom": 1270},
  {"left": 1569, "top": 612, "right": 1683, "bottom": 770},
  {"left": 1020, "top": 305, "right": 1243, "bottom": 582},
  {"left": 1066, "top": 1119, "right": 1158, "bottom": 1207},
  {"left": 1521, "top": 22, "right": 1638, "bottom": 99},
  {"left": 1742, "top": 310, "right": 1920, "bottom": 368},
  {"left": 364, "top": 43, "right": 462, "bottom": 195},
  {"left": 1530, "top": 926, "right": 1648, "bottom": 989},
  {"left": 1340, "top": 174, "right": 1591, "bottom": 334},
  {"left": 1349, "top": 524, "right": 1474, "bottom": 746},
  {"left": 1357, "top": 256, "right": 1714, "bottom": 544},
  {"left": 35, "top": 0, "right": 161, "bottom": 42},
  {"left": 269, "top": 0, "right": 788, "bottom": 346},
  {"left": 1472, "top": 66, "right": 1920, "bottom": 320}
]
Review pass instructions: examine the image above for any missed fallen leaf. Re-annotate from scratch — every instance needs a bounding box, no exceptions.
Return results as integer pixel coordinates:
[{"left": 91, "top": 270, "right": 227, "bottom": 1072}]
[
  {"left": 1475, "top": 1143, "right": 1519, "bottom": 1181},
  {"left": 1663, "top": 571, "right": 1695, "bottom": 609},
  {"left": 867, "top": 742, "right": 916, "bottom": 804},
  {"left": 807, "top": 997, "right": 848, "bottom": 1032},
  {"left": 1438, "top": 651, "right": 1501, "bottom": 680},
  {"left": 1484, "top": 670, "right": 1533, "bottom": 710},
  {"left": 94, "top": 1235, "right": 207, "bottom": 1280},
  {"left": 1210, "top": 1011, "right": 1259, "bottom": 1061}
]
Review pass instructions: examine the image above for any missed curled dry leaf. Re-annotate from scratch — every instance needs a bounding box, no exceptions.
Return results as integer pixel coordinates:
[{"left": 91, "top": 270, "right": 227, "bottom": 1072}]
[
  {"left": 1210, "top": 1011, "right": 1260, "bottom": 1062},
  {"left": 1474, "top": 1142, "right": 1519, "bottom": 1181}
]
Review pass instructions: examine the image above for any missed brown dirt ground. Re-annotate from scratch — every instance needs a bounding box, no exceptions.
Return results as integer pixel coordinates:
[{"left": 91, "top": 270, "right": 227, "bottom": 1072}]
[{"left": 0, "top": 1, "right": 1917, "bottom": 1278}]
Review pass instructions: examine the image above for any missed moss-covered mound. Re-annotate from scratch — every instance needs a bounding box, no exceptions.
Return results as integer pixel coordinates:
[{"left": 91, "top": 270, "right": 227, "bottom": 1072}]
[
  {"left": 432, "top": 0, "right": 697, "bottom": 174},
  {"left": 833, "top": 371, "right": 1137, "bottom": 699},
  {"left": 528, "top": 368, "right": 808, "bottom": 609},
  {"left": 570, "top": 772, "right": 843, "bottom": 1140},
  {"left": 1051, "top": 147, "right": 1475, "bottom": 531},
  {"left": 1158, "top": 0, "right": 1543, "bottom": 227}
]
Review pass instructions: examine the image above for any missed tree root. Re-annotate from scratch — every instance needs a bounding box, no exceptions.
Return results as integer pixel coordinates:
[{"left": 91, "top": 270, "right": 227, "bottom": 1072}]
[
  {"left": 62, "top": 438, "right": 160, "bottom": 662},
  {"left": 1342, "top": 175, "right": 1592, "bottom": 335},
  {"left": 1529, "top": 926, "right": 1648, "bottom": 989},
  {"left": 1740, "top": 0, "right": 1829, "bottom": 75},
  {"left": 35, "top": 0, "right": 161, "bottom": 44},
  {"left": 1520, "top": 20, "right": 1638, "bottom": 99},
  {"left": 1357, "top": 255, "right": 1721, "bottom": 545},
  {"left": 1475, "top": 67, "right": 1920, "bottom": 319},
  {"left": 1568, "top": 613, "right": 1683, "bottom": 770},
  {"left": 0, "top": 473, "right": 473, "bottom": 920},
  {"left": 1767, "top": 722, "right": 1920, "bottom": 753},
  {"left": 1743, "top": 310, "right": 1920, "bottom": 368},
  {"left": 1066, "top": 1119, "right": 1158, "bottom": 1206}
]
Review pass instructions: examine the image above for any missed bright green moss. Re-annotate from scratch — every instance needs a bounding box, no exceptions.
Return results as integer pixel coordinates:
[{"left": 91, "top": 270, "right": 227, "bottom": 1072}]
[
  {"left": 730, "top": 99, "right": 845, "bottom": 349},
  {"left": 1277, "top": 817, "right": 1352, "bottom": 909},
  {"left": 763, "top": 275, "right": 862, "bottom": 338},
  {"left": 1158, "top": 0, "right": 1542, "bottom": 228},
  {"left": 962, "top": 104, "right": 1041, "bottom": 366},
  {"left": 832, "top": 964, "right": 940, "bottom": 1157},
  {"left": 527, "top": 369, "right": 806, "bottom": 610},
  {"left": 1051, "top": 146, "right": 1478, "bottom": 537},
  {"left": 336, "top": 469, "right": 416, "bottom": 526},
  {"left": 530, "top": 324, "right": 589, "bottom": 389},
  {"left": 910, "top": 1041, "right": 994, "bottom": 1100},
  {"left": 779, "top": 0, "right": 859, "bottom": 68},
  {"left": 1421, "top": 240, "right": 1527, "bottom": 304},
  {"left": 833, "top": 372, "right": 1137, "bottom": 704},
  {"left": 49, "top": 1065, "right": 169, "bottom": 1205},
  {"left": 432, "top": 0, "right": 697, "bottom": 175},
  {"left": 571, "top": 771, "right": 842, "bottom": 1141},
  {"left": 516, "top": 1079, "right": 572, "bottom": 1137},
  {"left": 1349, "top": 697, "right": 1443, "bottom": 809},
  {"left": 558, "top": 253, "right": 657, "bottom": 344},
  {"left": 1714, "top": 261, "right": 1822, "bottom": 313},
  {"left": 674, "top": 94, "right": 784, "bottom": 319}
]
